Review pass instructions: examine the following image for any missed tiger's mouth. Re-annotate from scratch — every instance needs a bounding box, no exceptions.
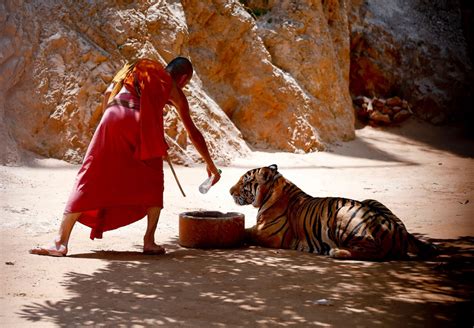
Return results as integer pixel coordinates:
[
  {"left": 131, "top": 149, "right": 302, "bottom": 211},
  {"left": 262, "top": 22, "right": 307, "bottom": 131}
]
[
  {"left": 232, "top": 194, "right": 253, "bottom": 206},
  {"left": 232, "top": 195, "right": 246, "bottom": 206}
]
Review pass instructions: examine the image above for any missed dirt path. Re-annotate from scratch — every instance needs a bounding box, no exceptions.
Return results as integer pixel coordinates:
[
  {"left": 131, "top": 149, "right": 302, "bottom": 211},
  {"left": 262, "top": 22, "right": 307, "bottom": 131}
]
[{"left": 1, "top": 120, "right": 473, "bottom": 327}]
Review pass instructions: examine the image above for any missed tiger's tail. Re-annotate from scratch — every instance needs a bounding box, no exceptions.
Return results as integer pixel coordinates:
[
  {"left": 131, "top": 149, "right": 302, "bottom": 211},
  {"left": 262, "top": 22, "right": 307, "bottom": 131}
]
[
  {"left": 363, "top": 199, "right": 439, "bottom": 259},
  {"left": 408, "top": 233, "right": 438, "bottom": 259}
]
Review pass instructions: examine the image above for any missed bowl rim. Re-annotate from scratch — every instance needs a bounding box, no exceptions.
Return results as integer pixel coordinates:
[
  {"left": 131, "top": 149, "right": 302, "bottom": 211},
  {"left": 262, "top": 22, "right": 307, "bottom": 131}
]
[{"left": 179, "top": 211, "right": 245, "bottom": 220}]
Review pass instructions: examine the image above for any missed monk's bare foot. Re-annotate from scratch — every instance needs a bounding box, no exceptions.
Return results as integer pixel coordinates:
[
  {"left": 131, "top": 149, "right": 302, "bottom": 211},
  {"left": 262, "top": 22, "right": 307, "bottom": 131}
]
[
  {"left": 29, "top": 242, "right": 67, "bottom": 257},
  {"left": 143, "top": 243, "right": 166, "bottom": 255}
]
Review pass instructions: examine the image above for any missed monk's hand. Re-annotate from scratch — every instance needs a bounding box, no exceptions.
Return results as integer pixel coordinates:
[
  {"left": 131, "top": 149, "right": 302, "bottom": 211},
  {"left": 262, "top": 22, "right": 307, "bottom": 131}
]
[{"left": 206, "top": 164, "right": 221, "bottom": 185}]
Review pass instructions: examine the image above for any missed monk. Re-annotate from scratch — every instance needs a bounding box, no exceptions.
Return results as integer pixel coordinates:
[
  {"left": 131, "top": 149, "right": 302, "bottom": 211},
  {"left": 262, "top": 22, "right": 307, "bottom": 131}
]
[{"left": 30, "top": 57, "right": 221, "bottom": 256}]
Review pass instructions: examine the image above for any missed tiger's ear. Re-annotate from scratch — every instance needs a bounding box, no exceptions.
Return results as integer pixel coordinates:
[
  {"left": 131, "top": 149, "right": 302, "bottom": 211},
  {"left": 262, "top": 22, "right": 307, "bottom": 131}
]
[
  {"left": 268, "top": 164, "right": 278, "bottom": 171},
  {"left": 257, "top": 166, "right": 275, "bottom": 183}
]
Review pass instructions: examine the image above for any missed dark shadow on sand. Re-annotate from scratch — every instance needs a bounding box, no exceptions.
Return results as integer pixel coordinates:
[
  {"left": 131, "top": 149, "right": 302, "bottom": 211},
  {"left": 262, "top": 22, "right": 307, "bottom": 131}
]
[
  {"left": 356, "top": 119, "right": 474, "bottom": 159},
  {"left": 18, "top": 236, "right": 473, "bottom": 327}
]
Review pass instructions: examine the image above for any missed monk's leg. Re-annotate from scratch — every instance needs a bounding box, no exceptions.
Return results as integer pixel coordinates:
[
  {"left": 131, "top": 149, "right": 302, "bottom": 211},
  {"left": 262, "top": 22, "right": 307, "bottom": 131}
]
[
  {"left": 29, "top": 212, "right": 81, "bottom": 257},
  {"left": 143, "top": 206, "right": 165, "bottom": 255}
]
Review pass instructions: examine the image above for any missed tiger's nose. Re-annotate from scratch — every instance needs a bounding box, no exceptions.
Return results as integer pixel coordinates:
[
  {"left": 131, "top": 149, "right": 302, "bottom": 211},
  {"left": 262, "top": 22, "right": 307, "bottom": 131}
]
[{"left": 229, "top": 185, "right": 236, "bottom": 196}]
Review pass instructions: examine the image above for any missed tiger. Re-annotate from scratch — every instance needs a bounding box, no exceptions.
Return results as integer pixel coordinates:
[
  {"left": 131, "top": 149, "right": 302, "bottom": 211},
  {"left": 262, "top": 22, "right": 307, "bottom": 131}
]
[{"left": 229, "top": 164, "right": 437, "bottom": 261}]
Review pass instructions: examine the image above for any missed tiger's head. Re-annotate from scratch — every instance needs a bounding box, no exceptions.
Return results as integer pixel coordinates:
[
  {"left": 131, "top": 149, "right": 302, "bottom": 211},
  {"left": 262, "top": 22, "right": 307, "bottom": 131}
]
[{"left": 230, "top": 164, "right": 281, "bottom": 208}]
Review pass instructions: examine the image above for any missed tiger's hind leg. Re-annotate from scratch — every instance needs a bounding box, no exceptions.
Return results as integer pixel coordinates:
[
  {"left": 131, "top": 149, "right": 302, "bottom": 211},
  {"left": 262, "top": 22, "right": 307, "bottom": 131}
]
[
  {"left": 329, "top": 246, "right": 388, "bottom": 261},
  {"left": 329, "top": 248, "right": 353, "bottom": 259},
  {"left": 362, "top": 199, "right": 404, "bottom": 224},
  {"left": 362, "top": 199, "right": 394, "bottom": 216},
  {"left": 329, "top": 237, "right": 387, "bottom": 261}
]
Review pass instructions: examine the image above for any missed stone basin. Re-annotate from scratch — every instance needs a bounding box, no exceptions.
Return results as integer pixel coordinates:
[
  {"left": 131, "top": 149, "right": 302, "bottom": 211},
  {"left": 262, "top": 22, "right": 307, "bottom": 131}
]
[{"left": 178, "top": 211, "right": 245, "bottom": 249}]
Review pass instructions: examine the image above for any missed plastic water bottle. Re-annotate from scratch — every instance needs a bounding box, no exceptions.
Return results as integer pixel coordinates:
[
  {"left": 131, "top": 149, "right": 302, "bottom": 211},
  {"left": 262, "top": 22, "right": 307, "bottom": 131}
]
[{"left": 199, "top": 169, "right": 222, "bottom": 194}]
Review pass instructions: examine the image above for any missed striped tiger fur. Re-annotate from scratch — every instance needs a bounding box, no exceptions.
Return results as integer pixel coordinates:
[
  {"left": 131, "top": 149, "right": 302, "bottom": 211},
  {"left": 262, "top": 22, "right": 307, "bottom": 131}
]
[{"left": 229, "top": 164, "right": 437, "bottom": 260}]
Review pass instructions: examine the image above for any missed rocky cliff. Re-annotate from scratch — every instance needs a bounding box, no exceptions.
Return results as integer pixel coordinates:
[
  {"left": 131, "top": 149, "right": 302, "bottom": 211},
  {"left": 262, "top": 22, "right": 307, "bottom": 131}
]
[
  {"left": 0, "top": 0, "right": 356, "bottom": 165},
  {"left": 349, "top": 0, "right": 473, "bottom": 124},
  {"left": 1, "top": 0, "right": 252, "bottom": 165},
  {"left": 1, "top": 0, "right": 471, "bottom": 165}
]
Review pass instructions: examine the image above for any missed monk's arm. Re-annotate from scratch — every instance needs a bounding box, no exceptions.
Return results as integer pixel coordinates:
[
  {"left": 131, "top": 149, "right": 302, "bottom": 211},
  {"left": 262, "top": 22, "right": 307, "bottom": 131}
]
[{"left": 169, "top": 85, "right": 221, "bottom": 183}]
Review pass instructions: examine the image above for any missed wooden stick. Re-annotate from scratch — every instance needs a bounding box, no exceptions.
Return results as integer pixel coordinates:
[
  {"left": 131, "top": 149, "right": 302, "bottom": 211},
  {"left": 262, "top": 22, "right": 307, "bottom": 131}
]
[{"left": 165, "top": 157, "right": 186, "bottom": 197}]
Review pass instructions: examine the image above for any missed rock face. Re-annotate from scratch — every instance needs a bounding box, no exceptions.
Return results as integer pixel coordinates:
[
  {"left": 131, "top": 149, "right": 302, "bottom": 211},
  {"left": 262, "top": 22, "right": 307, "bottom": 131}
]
[
  {"left": 0, "top": 0, "right": 355, "bottom": 165},
  {"left": 1, "top": 0, "right": 251, "bottom": 165},
  {"left": 349, "top": 0, "right": 473, "bottom": 124},
  {"left": 183, "top": 0, "right": 355, "bottom": 152},
  {"left": 1, "top": 0, "right": 472, "bottom": 165}
]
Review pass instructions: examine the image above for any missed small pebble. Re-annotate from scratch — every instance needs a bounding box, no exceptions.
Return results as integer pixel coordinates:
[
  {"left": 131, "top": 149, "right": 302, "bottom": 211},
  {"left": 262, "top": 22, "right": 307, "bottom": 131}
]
[{"left": 313, "top": 298, "right": 333, "bottom": 306}]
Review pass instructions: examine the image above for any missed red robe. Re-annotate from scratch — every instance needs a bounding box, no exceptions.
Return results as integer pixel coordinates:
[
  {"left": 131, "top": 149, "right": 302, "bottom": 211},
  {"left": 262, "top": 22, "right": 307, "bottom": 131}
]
[{"left": 65, "top": 59, "right": 172, "bottom": 239}]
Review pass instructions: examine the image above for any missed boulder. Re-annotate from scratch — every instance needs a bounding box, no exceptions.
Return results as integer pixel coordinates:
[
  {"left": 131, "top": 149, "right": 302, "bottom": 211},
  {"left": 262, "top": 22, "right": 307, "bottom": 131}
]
[{"left": 182, "top": 0, "right": 355, "bottom": 152}]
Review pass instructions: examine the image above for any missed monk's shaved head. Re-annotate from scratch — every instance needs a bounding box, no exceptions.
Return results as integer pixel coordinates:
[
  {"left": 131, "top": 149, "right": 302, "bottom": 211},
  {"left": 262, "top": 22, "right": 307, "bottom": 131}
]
[{"left": 166, "top": 57, "right": 193, "bottom": 87}]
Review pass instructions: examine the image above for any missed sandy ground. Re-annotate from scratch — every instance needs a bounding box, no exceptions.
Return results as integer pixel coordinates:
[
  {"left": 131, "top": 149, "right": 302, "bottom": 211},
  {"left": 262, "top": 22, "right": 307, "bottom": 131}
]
[{"left": 1, "top": 119, "right": 473, "bottom": 327}]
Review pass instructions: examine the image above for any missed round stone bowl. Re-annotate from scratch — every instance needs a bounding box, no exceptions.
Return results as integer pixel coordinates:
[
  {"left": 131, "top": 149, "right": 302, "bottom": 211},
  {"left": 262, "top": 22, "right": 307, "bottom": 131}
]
[{"left": 179, "top": 211, "right": 245, "bottom": 249}]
